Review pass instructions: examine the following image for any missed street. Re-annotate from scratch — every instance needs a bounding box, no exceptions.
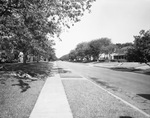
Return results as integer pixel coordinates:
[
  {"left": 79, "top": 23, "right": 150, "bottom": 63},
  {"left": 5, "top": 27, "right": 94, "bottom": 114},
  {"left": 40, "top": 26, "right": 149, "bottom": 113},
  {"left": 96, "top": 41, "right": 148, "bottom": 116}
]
[
  {"left": 56, "top": 61, "right": 150, "bottom": 117},
  {"left": 57, "top": 61, "right": 150, "bottom": 94}
]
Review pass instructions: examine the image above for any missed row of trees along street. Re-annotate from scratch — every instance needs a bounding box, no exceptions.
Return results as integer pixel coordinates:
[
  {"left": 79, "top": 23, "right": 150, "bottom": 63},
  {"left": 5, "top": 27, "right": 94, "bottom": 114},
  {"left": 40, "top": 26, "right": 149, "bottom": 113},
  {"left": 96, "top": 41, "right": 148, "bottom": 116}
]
[
  {"left": 60, "top": 29, "right": 150, "bottom": 66},
  {"left": 0, "top": 0, "right": 95, "bottom": 64}
]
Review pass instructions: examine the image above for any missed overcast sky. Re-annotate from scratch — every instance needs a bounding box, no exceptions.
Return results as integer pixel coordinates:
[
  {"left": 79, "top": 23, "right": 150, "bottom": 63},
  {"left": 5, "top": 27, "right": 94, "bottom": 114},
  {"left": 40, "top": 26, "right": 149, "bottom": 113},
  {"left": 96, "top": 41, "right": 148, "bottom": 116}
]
[{"left": 54, "top": 0, "right": 150, "bottom": 58}]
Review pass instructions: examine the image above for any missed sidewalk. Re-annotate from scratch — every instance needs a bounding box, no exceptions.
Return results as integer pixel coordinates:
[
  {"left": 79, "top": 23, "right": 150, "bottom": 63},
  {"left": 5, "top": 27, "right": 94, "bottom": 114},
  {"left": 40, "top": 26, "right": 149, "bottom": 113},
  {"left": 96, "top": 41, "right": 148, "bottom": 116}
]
[
  {"left": 29, "top": 63, "right": 73, "bottom": 118},
  {"left": 29, "top": 61, "right": 150, "bottom": 118}
]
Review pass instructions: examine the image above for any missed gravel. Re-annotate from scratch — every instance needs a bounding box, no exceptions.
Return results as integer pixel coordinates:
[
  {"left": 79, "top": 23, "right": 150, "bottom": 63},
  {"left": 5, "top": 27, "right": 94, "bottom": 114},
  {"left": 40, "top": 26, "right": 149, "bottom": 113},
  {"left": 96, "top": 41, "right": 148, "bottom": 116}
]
[{"left": 62, "top": 79, "right": 149, "bottom": 118}]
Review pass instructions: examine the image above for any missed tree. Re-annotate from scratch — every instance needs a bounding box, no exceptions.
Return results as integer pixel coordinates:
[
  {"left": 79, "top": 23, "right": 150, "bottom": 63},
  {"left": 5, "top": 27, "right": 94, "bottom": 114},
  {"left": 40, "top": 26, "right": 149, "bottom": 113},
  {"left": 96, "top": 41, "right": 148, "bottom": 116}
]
[
  {"left": 81, "top": 42, "right": 92, "bottom": 61},
  {"left": 75, "top": 42, "right": 88, "bottom": 61},
  {"left": 101, "top": 44, "right": 116, "bottom": 54},
  {"left": 88, "top": 38, "right": 111, "bottom": 60},
  {"left": 60, "top": 54, "right": 69, "bottom": 61},
  {"left": 0, "top": 0, "right": 96, "bottom": 63},
  {"left": 126, "top": 48, "right": 138, "bottom": 62},
  {"left": 69, "top": 50, "right": 77, "bottom": 61},
  {"left": 126, "top": 29, "right": 150, "bottom": 66},
  {"left": 116, "top": 43, "right": 133, "bottom": 49},
  {"left": 67, "top": 38, "right": 112, "bottom": 62}
]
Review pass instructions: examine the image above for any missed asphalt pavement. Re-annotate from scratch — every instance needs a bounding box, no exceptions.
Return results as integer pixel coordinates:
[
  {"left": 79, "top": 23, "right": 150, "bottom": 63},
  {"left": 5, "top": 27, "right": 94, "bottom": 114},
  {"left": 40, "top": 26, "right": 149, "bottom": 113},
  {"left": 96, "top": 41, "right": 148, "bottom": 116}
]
[
  {"left": 57, "top": 61, "right": 150, "bottom": 117},
  {"left": 29, "top": 61, "right": 150, "bottom": 118}
]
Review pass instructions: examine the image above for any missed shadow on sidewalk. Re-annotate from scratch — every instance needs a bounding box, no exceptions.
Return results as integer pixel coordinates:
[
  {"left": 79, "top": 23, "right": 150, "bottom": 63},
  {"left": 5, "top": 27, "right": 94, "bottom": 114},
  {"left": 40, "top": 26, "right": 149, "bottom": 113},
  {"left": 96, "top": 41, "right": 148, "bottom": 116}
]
[
  {"left": 58, "top": 68, "right": 71, "bottom": 73},
  {"left": 52, "top": 67, "right": 82, "bottom": 78},
  {"left": 51, "top": 67, "right": 71, "bottom": 74}
]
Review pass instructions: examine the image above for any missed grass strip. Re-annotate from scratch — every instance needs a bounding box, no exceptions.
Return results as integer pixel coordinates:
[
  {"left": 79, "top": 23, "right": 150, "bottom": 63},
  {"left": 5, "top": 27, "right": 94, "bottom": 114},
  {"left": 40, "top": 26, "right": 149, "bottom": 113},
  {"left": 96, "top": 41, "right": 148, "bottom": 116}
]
[{"left": 0, "top": 62, "right": 53, "bottom": 118}]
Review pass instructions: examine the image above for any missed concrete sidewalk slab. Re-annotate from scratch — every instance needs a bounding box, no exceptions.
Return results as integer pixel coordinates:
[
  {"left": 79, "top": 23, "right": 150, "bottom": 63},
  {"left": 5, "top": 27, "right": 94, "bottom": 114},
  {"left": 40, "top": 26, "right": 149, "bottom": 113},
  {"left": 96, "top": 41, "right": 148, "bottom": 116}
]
[{"left": 29, "top": 72, "right": 73, "bottom": 118}]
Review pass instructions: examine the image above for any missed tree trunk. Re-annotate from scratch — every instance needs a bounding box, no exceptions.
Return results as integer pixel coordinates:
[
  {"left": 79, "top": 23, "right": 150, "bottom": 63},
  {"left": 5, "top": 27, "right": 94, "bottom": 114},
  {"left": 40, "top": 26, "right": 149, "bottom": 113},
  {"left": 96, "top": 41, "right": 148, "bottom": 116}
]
[
  {"left": 36, "top": 55, "right": 40, "bottom": 63},
  {"left": 23, "top": 53, "right": 27, "bottom": 64},
  {"left": 108, "top": 53, "right": 111, "bottom": 62}
]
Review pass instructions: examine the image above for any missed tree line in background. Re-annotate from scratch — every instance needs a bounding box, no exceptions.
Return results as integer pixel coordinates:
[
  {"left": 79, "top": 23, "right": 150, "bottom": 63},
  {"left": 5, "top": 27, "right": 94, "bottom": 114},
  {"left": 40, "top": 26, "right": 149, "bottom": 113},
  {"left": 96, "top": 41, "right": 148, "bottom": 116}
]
[
  {"left": 127, "top": 30, "right": 150, "bottom": 66},
  {"left": 60, "top": 29, "right": 150, "bottom": 66},
  {"left": 0, "top": 0, "right": 95, "bottom": 64}
]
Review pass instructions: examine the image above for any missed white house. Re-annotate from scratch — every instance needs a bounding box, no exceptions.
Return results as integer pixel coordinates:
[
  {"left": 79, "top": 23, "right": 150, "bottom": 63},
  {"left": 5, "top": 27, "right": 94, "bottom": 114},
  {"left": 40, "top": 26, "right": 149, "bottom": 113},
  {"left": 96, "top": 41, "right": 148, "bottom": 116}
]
[{"left": 98, "top": 52, "right": 126, "bottom": 61}]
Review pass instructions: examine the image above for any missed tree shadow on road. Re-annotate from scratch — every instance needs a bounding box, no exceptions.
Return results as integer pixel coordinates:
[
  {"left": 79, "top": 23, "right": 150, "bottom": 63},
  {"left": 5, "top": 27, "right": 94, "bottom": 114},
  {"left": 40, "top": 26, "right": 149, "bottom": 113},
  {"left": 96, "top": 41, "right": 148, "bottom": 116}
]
[
  {"left": 137, "top": 94, "right": 150, "bottom": 101},
  {"left": 90, "top": 77, "right": 118, "bottom": 91},
  {"left": 110, "top": 67, "right": 150, "bottom": 75},
  {"left": 110, "top": 67, "right": 142, "bottom": 72},
  {"left": 119, "top": 116, "right": 132, "bottom": 118}
]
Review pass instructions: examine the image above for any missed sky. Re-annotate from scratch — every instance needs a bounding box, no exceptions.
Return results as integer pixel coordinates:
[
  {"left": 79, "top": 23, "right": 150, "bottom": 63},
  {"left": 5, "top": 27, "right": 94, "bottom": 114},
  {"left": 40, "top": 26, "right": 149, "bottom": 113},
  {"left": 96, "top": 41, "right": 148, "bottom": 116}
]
[{"left": 54, "top": 0, "right": 150, "bottom": 58}]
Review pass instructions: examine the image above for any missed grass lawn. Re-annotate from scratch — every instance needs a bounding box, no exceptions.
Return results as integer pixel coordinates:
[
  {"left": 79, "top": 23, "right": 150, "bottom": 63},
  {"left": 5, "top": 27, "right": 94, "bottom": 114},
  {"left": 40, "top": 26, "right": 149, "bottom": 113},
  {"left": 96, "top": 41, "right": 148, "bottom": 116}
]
[{"left": 0, "top": 62, "right": 53, "bottom": 118}]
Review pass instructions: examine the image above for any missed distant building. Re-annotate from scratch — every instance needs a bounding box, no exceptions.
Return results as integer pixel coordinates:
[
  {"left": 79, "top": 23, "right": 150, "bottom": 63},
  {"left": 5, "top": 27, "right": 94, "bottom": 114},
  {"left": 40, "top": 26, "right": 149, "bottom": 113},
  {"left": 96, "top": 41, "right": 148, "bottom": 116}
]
[
  {"left": 18, "top": 52, "right": 23, "bottom": 63},
  {"left": 98, "top": 53, "right": 126, "bottom": 62},
  {"left": 98, "top": 46, "right": 132, "bottom": 62}
]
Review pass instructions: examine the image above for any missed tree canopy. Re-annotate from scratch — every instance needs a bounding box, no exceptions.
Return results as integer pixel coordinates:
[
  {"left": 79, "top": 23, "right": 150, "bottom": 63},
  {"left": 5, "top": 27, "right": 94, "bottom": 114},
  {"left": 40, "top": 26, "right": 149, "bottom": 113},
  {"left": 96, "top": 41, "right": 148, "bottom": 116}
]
[
  {"left": 126, "top": 29, "right": 150, "bottom": 66},
  {"left": 61, "top": 37, "right": 113, "bottom": 61},
  {"left": 0, "top": 0, "right": 95, "bottom": 63},
  {"left": 59, "top": 37, "right": 137, "bottom": 62},
  {"left": 88, "top": 38, "right": 111, "bottom": 60}
]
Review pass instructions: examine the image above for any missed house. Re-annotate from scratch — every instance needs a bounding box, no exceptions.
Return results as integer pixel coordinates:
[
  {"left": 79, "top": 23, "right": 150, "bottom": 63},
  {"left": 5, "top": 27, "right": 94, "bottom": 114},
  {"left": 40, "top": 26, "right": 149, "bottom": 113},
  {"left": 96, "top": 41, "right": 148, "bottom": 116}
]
[
  {"left": 98, "top": 53, "right": 126, "bottom": 62},
  {"left": 98, "top": 46, "right": 131, "bottom": 62},
  {"left": 18, "top": 52, "right": 23, "bottom": 63}
]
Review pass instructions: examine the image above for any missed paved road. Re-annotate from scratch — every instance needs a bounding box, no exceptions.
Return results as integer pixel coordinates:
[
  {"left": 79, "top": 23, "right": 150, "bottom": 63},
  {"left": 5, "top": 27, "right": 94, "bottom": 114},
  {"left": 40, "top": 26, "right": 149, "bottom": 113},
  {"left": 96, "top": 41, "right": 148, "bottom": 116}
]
[
  {"left": 56, "top": 61, "right": 150, "bottom": 115},
  {"left": 57, "top": 61, "right": 150, "bottom": 94}
]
